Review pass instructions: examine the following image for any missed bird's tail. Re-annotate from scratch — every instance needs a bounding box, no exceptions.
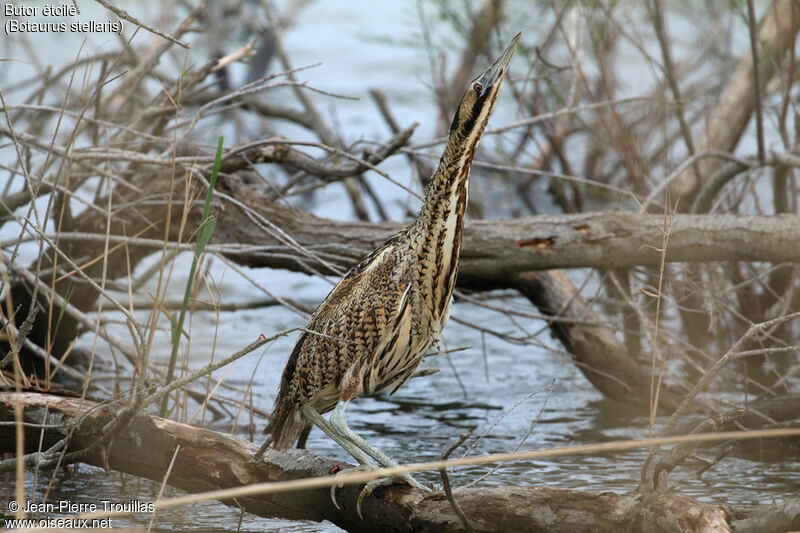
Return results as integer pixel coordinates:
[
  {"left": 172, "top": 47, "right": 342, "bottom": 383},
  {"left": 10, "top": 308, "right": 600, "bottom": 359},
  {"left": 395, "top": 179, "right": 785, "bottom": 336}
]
[{"left": 264, "top": 400, "right": 304, "bottom": 450}]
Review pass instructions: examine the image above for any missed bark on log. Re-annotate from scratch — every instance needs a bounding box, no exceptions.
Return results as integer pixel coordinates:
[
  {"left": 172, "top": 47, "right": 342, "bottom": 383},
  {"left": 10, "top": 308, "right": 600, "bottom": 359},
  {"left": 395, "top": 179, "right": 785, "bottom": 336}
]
[
  {"left": 4, "top": 391, "right": 793, "bottom": 533},
  {"left": 23, "top": 170, "right": 800, "bottom": 282},
  {"left": 44, "top": 210, "right": 800, "bottom": 277},
  {"left": 731, "top": 499, "right": 800, "bottom": 533},
  {"left": 42, "top": 209, "right": 800, "bottom": 278},
  {"left": 179, "top": 181, "right": 800, "bottom": 277}
]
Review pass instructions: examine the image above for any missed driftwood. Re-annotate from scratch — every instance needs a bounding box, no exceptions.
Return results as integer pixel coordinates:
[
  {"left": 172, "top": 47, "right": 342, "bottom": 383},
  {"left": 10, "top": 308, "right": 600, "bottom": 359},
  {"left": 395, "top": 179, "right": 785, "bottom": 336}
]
[
  {"left": 2, "top": 390, "right": 797, "bottom": 533},
  {"left": 23, "top": 173, "right": 800, "bottom": 278}
]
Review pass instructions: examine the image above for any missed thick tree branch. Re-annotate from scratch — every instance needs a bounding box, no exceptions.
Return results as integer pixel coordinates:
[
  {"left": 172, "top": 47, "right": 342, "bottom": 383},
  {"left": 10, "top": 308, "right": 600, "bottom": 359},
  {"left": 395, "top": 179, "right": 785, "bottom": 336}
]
[{"left": 3, "top": 391, "right": 792, "bottom": 533}]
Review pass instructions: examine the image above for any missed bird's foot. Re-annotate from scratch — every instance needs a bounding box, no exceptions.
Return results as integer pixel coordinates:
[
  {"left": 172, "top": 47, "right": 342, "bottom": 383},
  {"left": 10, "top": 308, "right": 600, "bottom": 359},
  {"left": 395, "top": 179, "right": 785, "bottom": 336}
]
[
  {"left": 328, "top": 465, "right": 430, "bottom": 519},
  {"left": 356, "top": 471, "right": 430, "bottom": 519}
]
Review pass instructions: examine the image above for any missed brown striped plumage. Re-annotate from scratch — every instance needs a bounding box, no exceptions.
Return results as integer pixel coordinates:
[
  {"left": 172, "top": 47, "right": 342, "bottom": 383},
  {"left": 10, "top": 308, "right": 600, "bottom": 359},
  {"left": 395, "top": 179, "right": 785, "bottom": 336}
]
[{"left": 263, "top": 34, "right": 520, "bottom": 456}]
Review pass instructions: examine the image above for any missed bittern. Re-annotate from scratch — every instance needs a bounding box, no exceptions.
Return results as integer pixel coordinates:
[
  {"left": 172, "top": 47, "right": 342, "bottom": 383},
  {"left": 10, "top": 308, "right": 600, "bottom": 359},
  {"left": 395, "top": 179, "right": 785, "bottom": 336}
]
[{"left": 259, "top": 33, "right": 520, "bottom": 502}]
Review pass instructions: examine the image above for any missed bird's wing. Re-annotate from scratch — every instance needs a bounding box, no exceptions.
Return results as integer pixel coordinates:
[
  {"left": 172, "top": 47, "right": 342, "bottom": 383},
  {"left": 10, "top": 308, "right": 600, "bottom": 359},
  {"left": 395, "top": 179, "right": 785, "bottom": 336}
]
[{"left": 280, "top": 233, "right": 412, "bottom": 408}]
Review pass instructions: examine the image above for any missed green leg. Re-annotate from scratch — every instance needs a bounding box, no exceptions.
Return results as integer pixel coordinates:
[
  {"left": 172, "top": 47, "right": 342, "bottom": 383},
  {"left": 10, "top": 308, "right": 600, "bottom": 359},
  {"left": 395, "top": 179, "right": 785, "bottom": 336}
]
[
  {"left": 327, "top": 401, "right": 428, "bottom": 490},
  {"left": 301, "top": 404, "right": 377, "bottom": 467},
  {"left": 328, "top": 400, "right": 400, "bottom": 468},
  {"left": 305, "top": 401, "right": 431, "bottom": 518},
  {"left": 254, "top": 436, "right": 272, "bottom": 460}
]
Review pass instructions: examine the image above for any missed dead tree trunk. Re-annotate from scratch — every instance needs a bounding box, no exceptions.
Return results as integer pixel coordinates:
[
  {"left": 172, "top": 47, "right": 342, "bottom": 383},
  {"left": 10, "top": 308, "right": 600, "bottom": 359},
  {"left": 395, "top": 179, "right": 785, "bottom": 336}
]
[{"left": 4, "top": 391, "right": 796, "bottom": 533}]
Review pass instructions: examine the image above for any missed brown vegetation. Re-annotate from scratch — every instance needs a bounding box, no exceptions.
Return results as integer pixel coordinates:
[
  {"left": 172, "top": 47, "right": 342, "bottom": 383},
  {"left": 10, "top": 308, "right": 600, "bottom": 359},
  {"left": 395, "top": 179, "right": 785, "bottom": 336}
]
[{"left": 2, "top": 1, "right": 800, "bottom": 531}]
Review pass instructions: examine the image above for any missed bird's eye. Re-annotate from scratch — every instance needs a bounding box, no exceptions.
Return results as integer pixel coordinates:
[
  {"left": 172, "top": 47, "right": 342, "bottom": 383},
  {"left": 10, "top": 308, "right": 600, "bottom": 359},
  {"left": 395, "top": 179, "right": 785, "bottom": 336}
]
[{"left": 473, "top": 82, "right": 482, "bottom": 94}]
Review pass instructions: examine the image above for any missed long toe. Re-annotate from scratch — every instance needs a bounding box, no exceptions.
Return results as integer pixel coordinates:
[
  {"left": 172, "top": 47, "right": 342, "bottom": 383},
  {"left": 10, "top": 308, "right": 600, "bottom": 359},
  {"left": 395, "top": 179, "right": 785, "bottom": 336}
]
[
  {"left": 401, "top": 472, "right": 431, "bottom": 492},
  {"left": 356, "top": 473, "right": 430, "bottom": 518}
]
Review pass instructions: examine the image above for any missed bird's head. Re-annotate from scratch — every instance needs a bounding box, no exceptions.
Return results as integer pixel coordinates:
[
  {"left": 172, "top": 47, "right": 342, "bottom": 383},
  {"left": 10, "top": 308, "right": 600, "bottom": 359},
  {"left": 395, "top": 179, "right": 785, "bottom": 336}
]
[{"left": 447, "top": 32, "right": 521, "bottom": 145}]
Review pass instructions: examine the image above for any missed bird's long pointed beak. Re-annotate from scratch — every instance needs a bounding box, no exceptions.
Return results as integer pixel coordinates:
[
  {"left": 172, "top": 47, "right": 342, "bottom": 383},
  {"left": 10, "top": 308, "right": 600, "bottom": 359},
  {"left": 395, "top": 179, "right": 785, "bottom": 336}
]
[{"left": 477, "top": 32, "right": 521, "bottom": 93}]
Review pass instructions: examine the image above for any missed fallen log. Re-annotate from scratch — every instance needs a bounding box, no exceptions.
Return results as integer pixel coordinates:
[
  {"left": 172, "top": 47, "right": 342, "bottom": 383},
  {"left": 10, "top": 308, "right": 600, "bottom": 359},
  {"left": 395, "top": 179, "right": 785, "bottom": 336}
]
[
  {"left": 21, "top": 210, "right": 800, "bottom": 278},
  {"left": 1, "top": 391, "right": 796, "bottom": 532}
]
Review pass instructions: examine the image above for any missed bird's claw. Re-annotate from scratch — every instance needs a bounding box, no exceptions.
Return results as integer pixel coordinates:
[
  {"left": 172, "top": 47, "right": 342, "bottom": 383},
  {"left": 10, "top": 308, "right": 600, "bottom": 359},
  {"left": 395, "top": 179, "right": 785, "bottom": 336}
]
[
  {"left": 328, "top": 465, "right": 430, "bottom": 519},
  {"left": 356, "top": 472, "right": 430, "bottom": 519},
  {"left": 328, "top": 464, "right": 373, "bottom": 512}
]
